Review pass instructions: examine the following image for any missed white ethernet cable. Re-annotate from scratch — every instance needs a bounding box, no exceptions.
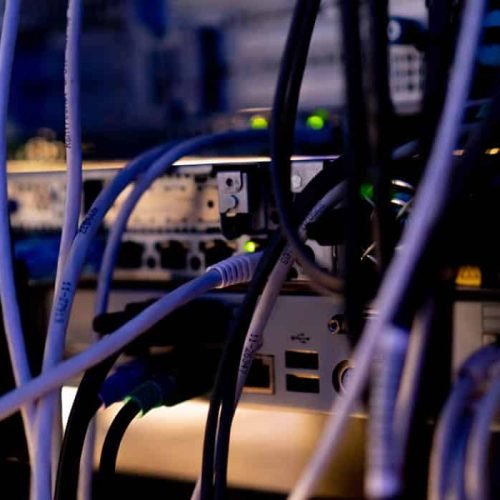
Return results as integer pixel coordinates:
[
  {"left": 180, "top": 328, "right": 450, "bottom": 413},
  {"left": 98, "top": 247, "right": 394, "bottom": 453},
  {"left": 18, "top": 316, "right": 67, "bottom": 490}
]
[
  {"left": 58, "top": 1, "right": 85, "bottom": 496},
  {"left": 0, "top": 252, "right": 261, "bottom": 424},
  {"left": 34, "top": 1, "right": 84, "bottom": 497},
  {"left": 0, "top": 0, "right": 36, "bottom": 456},
  {"left": 55, "top": 0, "right": 83, "bottom": 292},
  {"left": 34, "top": 3, "right": 83, "bottom": 496},
  {"left": 287, "top": 0, "right": 486, "bottom": 497}
]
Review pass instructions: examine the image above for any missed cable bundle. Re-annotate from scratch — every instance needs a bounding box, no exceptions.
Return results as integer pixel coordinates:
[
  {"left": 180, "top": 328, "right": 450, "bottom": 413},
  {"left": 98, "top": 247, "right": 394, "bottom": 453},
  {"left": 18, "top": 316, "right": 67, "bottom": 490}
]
[{"left": 0, "top": 1, "right": 499, "bottom": 499}]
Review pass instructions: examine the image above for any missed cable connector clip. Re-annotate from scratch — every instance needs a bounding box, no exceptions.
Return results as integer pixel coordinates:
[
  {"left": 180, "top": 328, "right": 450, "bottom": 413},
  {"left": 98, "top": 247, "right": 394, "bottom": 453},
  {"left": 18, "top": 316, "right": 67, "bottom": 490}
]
[{"left": 207, "top": 251, "right": 262, "bottom": 288}]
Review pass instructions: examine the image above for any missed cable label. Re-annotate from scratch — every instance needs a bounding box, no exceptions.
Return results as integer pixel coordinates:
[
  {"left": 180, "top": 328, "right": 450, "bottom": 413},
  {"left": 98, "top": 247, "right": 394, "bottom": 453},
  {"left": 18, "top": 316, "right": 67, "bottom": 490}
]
[
  {"left": 55, "top": 281, "right": 73, "bottom": 324},
  {"left": 79, "top": 207, "right": 99, "bottom": 234}
]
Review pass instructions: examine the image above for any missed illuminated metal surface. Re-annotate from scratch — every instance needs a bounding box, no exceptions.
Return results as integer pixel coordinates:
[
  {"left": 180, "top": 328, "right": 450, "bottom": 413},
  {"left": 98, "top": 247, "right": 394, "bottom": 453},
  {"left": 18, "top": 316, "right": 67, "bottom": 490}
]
[{"left": 62, "top": 386, "right": 365, "bottom": 497}]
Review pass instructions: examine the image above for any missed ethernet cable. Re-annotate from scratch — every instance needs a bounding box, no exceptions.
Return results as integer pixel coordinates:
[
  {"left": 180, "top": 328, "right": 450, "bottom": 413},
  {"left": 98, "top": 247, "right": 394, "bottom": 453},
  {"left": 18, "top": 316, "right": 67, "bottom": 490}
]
[
  {"left": 0, "top": 252, "right": 261, "bottom": 424},
  {"left": 54, "top": 0, "right": 83, "bottom": 292},
  {"left": 288, "top": 0, "right": 487, "bottom": 497},
  {"left": 0, "top": 0, "right": 36, "bottom": 457},
  {"left": 33, "top": 2, "right": 84, "bottom": 498}
]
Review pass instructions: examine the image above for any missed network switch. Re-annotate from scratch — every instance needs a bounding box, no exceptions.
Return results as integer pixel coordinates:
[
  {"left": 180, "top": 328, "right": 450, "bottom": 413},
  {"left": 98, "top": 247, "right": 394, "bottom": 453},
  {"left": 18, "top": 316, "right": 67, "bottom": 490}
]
[{"left": 7, "top": 156, "right": 340, "bottom": 283}]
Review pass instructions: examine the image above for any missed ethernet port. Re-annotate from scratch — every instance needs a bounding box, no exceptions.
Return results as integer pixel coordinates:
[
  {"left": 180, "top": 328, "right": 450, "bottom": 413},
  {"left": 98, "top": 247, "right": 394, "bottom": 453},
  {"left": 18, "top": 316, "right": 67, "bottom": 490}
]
[
  {"left": 156, "top": 240, "right": 188, "bottom": 270},
  {"left": 116, "top": 241, "right": 144, "bottom": 269},
  {"left": 201, "top": 239, "right": 235, "bottom": 267},
  {"left": 243, "top": 354, "right": 274, "bottom": 395}
]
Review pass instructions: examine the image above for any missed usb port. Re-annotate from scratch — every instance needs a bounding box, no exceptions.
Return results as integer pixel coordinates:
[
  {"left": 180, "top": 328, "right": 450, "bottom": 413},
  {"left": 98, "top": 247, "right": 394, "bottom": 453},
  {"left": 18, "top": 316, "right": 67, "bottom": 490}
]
[
  {"left": 285, "top": 350, "right": 319, "bottom": 370},
  {"left": 286, "top": 374, "right": 320, "bottom": 394}
]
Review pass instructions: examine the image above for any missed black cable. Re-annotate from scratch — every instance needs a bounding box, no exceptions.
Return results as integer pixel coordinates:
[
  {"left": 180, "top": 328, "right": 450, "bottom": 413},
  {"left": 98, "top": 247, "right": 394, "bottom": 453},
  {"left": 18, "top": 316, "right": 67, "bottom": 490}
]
[
  {"left": 338, "top": 0, "right": 371, "bottom": 338},
  {"left": 420, "top": 0, "right": 456, "bottom": 157},
  {"left": 54, "top": 353, "right": 120, "bottom": 500},
  {"left": 199, "top": 165, "right": 346, "bottom": 500},
  {"left": 268, "top": 0, "right": 343, "bottom": 295},
  {"left": 363, "top": 0, "right": 396, "bottom": 272},
  {"left": 200, "top": 231, "right": 285, "bottom": 500},
  {"left": 97, "top": 399, "right": 141, "bottom": 499}
]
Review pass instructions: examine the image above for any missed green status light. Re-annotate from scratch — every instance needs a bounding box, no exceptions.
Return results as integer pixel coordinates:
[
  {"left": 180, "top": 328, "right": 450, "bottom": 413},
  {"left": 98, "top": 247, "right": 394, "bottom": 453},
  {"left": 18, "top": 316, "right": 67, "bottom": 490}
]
[
  {"left": 250, "top": 115, "right": 268, "bottom": 129},
  {"left": 306, "top": 114, "right": 326, "bottom": 130},
  {"left": 360, "top": 182, "right": 374, "bottom": 200},
  {"left": 244, "top": 240, "right": 258, "bottom": 253}
]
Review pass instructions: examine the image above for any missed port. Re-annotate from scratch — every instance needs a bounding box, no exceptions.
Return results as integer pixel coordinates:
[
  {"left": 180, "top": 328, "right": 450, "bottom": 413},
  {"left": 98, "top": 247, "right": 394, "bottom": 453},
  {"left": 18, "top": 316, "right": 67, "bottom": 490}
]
[
  {"left": 285, "top": 350, "right": 319, "bottom": 370},
  {"left": 202, "top": 239, "right": 235, "bottom": 267},
  {"left": 243, "top": 354, "right": 274, "bottom": 395},
  {"left": 116, "top": 241, "right": 144, "bottom": 269},
  {"left": 8, "top": 198, "right": 19, "bottom": 214},
  {"left": 190, "top": 256, "right": 202, "bottom": 270},
  {"left": 156, "top": 240, "right": 188, "bottom": 270},
  {"left": 332, "top": 360, "right": 353, "bottom": 393},
  {"left": 286, "top": 374, "right": 320, "bottom": 394},
  {"left": 83, "top": 179, "right": 103, "bottom": 213}
]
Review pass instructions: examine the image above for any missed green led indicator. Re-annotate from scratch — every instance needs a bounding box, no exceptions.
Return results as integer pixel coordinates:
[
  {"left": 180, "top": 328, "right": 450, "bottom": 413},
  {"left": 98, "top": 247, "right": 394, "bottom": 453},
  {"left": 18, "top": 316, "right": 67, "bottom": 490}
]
[
  {"left": 306, "top": 114, "right": 325, "bottom": 130},
  {"left": 250, "top": 115, "right": 268, "bottom": 129},
  {"left": 360, "top": 183, "right": 374, "bottom": 200},
  {"left": 244, "top": 240, "right": 258, "bottom": 253}
]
